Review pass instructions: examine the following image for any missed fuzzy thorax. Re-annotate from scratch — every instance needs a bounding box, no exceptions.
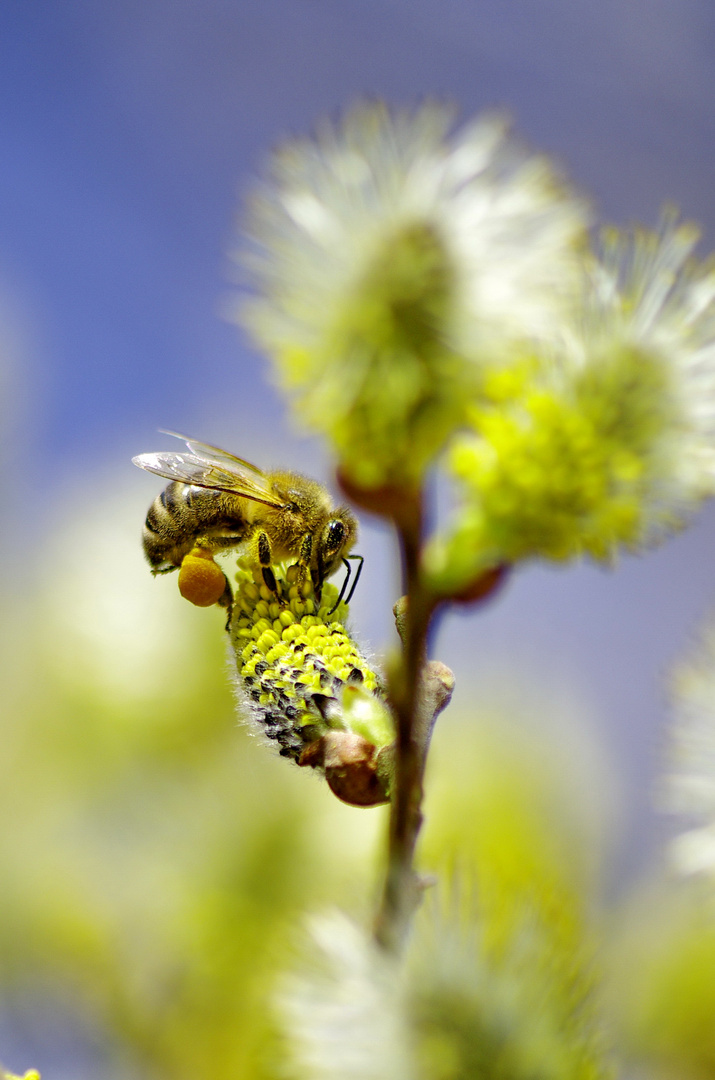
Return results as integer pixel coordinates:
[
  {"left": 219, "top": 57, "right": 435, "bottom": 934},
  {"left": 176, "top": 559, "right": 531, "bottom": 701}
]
[{"left": 228, "top": 559, "right": 393, "bottom": 806}]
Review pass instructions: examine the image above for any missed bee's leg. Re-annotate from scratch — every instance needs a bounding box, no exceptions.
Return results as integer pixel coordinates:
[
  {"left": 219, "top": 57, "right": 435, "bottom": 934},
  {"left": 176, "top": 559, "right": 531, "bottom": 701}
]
[
  {"left": 300, "top": 532, "right": 314, "bottom": 577},
  {"left": 217, "top": 575, "right": 234, "bottom": 631},
  {"left": 254, "top": 529, "right": 279, "bottom": 595},
  {"left": 262, "top": 565, "right": 278, "bottom": 593},
  {"left": 300, "top": 532, "right": 324, "bottom": 602},
  {"left": 287, "top": 532, "right": 319, "bottom": 596},
  {"left": 298, "top": 531, "right": 313, "bottom": 568}
]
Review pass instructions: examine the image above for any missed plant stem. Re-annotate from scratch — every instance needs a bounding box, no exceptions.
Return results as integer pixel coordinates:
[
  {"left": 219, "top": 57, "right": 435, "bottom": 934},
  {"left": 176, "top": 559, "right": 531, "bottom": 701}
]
[{"left": 374, "top": 498, "right": 436, "bottom": 953}]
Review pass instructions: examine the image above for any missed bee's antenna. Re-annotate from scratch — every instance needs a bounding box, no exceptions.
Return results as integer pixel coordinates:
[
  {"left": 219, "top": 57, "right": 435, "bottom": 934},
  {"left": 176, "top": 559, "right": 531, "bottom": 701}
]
[{"left": 327, "top": 554, "right": 364, "bottom": 616}]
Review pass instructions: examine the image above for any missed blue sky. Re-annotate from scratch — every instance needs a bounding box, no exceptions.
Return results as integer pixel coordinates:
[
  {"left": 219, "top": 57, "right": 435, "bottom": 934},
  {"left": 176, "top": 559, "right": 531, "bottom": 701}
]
[
  {"left": 3, "top": 0, "right": 714, "bottom": 476},
  {"left": 3, "top": 0, "right": 715, "bottom": 873}
]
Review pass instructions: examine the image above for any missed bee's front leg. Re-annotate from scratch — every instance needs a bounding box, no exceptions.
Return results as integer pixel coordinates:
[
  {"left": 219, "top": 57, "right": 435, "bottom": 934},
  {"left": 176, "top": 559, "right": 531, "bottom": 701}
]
[
  {"left": 252, "top": 528, "right": 279, "bottom": 595},
  {"left": 288, "top": 532, "right": 315, "bottom": 590}
]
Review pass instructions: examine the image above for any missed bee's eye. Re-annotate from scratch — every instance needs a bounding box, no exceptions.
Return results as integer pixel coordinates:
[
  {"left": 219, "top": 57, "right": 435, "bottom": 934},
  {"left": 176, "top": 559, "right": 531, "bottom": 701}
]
[{"left": 325, "top": 519, "right": 346, "bottom": 553}]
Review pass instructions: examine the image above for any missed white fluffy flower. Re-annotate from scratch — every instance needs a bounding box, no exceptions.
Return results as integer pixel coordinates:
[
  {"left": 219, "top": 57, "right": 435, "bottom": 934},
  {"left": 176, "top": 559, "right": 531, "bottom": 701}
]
[
  {"left": 578, "top": 214, "right": 715, "bottom": 518},
  {"left": 278, "top": 912, "right": 411, "bottom": 1080},
  {"left": 236, "top": 101, "right": 588, "bottom": 485},
  {"left": 241, "top": 102, "right": 586, "bottom": 359},
  {"left": 277, "top": 900, "right": 607, "bottom": 1080},
  {"left": 664, "top": 620, "right": 715, "bottom": 878}
]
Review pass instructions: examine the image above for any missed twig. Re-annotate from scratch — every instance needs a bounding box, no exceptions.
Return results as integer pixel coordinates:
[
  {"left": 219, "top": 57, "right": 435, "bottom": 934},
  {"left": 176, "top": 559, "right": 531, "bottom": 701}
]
[{"left": 374, "top": 515, "right": 455, "bottom": 952}]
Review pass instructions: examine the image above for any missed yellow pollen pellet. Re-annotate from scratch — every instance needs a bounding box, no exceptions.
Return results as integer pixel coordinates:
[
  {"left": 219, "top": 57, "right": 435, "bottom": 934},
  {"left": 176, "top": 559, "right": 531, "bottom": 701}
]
[
  {"left": 290, "top": 599, "right": 305, "bottom": 617},
  {"left": 306, "top": 623, "right": 329, "bottom": 640},
  {"left": 303, "top": 598, "right": 315, "bottom": 614},
  {"left": 269, "top": 601, "right": 281, "bottom": 619},
  {"left": 243, "top": 582, "right": 260, "bottom": 601},
  {"left": 254, "top": 600, "right": 270, "bottom": 618},
  {"left": 279, "top": 610, "right": 295, "bottom": 627},
  {"left": 266, "top": 643, "right": 289, "bottom": 664},
  {"left": 259, "top": 584, "right": 273, "bottom": 602},
  {"left": 301, "top": 581, "right": 313, "bottom": 599}
]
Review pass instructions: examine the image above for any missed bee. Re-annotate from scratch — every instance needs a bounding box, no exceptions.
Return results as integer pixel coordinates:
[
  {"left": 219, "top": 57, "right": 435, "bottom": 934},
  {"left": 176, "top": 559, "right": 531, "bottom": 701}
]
[{"left": 133, "top": 432, "right": 362, "bottom": 614}]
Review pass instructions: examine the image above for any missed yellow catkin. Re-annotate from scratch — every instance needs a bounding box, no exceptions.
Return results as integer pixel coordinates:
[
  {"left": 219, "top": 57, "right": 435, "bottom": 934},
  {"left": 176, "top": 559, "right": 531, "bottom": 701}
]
[{"left": 228, "top": 562, "right": 381, "bottom": 761}]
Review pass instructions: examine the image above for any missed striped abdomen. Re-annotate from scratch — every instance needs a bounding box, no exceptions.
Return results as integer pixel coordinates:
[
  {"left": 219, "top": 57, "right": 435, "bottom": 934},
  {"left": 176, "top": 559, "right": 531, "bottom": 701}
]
[{"left": 142, "top": 482, "right": 250, "bottom": 572}]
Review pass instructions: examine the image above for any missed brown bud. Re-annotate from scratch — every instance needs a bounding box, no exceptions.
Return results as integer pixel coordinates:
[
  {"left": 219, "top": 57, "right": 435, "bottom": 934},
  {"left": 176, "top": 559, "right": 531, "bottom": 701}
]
[
  {"left": 448, "top": 563, "right": 511, "bottom": 606},
  {"left": 299, "top": 731, "right": 390, "bottom": 807},
  {"left": 336, "top": 468, "right": 420, "bottom": 532}
]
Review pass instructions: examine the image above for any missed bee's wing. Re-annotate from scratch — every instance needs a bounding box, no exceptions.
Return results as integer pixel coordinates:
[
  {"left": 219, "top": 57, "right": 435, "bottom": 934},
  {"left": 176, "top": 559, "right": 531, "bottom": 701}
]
[
  {"left": 132, "top": 451, "right": 287, "bottom": 508},
  {"left": 159, "top": 431, "right": 266, "bottom": 476}
]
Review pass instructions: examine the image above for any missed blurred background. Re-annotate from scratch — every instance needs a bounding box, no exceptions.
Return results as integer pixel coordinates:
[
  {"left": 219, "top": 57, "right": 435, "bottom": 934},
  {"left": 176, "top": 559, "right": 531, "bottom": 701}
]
[{"left": 2, "top": 1, "right": 715, "bottom": 1075}]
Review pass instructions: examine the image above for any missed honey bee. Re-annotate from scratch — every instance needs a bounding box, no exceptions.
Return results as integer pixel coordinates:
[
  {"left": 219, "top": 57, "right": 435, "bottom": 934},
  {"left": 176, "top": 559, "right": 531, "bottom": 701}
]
[{"left": 133, "top": 433, "right": 362, "bottom": 613}]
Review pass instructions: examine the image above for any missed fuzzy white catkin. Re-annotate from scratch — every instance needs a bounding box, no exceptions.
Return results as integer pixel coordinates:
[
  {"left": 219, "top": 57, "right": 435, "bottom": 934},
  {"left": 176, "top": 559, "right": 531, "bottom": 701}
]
[
  {"left": 665, "top": 618, "right": 715, "bottom": 880},
  {"left": 278, "top": 913, "right": 412, "bottom": 1080}
]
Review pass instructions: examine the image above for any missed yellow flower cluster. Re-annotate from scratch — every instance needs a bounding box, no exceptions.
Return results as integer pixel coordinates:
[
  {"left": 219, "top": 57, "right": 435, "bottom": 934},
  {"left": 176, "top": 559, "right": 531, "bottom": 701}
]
[
  {"left": 228, "top": 560, "right": 389, "bottom": 766},
  {"left": 424, "top": 216, "right": 715, "bottom": 594},
  {"left": 450, "top": 348, "right": 670, "bottom": 565}
]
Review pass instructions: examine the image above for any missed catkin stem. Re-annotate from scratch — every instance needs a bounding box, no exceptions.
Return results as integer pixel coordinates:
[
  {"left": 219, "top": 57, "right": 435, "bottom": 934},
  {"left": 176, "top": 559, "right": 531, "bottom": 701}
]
[{"left": 374, "top": 497, "right": 436, "bottom": 953}]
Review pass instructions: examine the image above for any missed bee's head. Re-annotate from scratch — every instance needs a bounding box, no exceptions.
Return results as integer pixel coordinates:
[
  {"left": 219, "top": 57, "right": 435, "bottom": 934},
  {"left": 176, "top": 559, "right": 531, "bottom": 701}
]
[{"left": 313, "top": 508, "right": 357, "bottom": 592}]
